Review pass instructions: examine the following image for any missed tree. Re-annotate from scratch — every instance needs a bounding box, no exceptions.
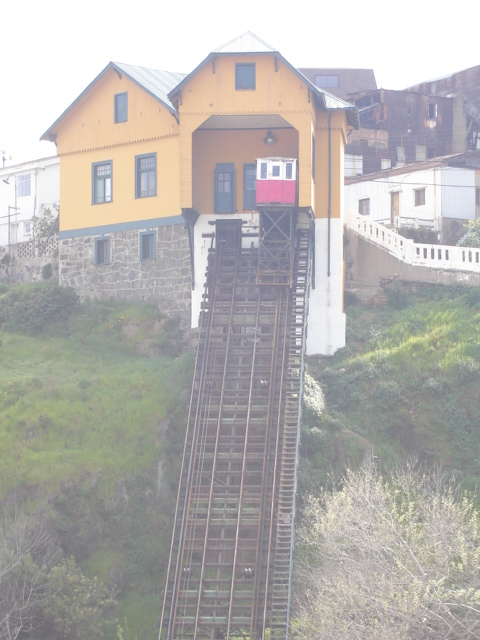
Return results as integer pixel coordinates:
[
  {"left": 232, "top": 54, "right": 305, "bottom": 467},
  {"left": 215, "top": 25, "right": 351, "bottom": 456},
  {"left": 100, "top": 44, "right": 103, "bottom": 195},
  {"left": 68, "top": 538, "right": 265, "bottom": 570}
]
[
  {"left": 42, "top": 557, "right": 117, "bottom": 640},
  {"left": 457, "top": 218, "right": 480, "bottom": 248},
  {"left": 293, "top": 459, "right": 480, "bottom": 640},
  {"left": 0, "top": 504, "right": 58, "bottom": 640}
]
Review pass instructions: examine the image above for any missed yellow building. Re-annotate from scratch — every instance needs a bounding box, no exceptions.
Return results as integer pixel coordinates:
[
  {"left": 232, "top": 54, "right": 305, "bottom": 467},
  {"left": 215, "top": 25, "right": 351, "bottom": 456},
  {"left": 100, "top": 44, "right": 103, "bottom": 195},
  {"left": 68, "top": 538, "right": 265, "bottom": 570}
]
[{"left": 42, "top": 32, "right": 358, "bottom": 355}]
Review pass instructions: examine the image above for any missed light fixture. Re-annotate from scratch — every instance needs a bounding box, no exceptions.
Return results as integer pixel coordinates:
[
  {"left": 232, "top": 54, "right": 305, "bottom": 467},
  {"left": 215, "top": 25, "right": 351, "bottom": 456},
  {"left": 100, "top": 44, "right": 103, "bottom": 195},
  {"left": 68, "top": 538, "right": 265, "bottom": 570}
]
[{"left": 264, "top": 130, "right": 275, "bottom": 145}]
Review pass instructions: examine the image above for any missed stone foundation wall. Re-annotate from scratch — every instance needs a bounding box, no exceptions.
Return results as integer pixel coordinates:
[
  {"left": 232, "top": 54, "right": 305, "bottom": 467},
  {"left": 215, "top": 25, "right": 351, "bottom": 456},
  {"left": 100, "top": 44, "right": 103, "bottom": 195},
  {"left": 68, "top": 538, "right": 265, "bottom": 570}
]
[{"left": 59, "top": 223, "right": 192, "bottom": 326}]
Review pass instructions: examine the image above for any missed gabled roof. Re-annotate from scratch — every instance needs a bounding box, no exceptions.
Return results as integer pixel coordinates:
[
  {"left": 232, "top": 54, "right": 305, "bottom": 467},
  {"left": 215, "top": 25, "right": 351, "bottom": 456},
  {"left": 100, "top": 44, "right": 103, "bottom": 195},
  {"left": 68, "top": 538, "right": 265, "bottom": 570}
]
[
  {"left": 168, "top": 32, "right": 359, "bottom": 129},
  {"left": 213, "top": 31, "right": 276, "bottom": 54},
  {"left": 41, "top": 62, "right": 185, "bottom": 141}
]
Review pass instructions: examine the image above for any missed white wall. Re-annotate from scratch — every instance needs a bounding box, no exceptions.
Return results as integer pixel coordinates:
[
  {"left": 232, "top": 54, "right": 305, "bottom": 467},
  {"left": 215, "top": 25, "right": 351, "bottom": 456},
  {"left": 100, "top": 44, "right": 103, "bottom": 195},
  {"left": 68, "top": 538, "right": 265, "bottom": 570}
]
[
  {"left": 441, "top": 167, "right": 475, "bottom": 220},
  {"left": 0, "top": 156, "right": 59, "bottom": 248}
]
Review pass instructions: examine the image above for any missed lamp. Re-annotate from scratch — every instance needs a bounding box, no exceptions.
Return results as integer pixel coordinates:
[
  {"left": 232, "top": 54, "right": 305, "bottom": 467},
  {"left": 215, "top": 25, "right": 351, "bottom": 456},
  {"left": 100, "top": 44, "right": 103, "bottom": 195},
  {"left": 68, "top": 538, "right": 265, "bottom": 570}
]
[{"left": 264, "top": 130, "right": 275, "bottom": 145}]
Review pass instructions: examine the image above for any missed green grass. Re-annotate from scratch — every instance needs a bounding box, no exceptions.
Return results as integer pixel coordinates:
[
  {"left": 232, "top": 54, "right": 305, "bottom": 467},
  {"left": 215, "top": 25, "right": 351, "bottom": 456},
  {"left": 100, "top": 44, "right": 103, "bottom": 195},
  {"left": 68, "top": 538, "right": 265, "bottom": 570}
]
[{"left": 306, "top": 285, "right": 480, "bottom": 487}]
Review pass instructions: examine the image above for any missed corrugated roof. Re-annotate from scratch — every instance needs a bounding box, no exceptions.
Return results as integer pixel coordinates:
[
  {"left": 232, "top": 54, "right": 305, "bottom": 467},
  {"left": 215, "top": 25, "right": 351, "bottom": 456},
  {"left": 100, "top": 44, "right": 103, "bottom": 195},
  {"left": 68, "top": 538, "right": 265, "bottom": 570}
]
[
  {"left": 113, "top": 63, "right": 185, "bottom": 112},
  {"left": 213, "top": 31, "right": 277, "bottom": 54}
]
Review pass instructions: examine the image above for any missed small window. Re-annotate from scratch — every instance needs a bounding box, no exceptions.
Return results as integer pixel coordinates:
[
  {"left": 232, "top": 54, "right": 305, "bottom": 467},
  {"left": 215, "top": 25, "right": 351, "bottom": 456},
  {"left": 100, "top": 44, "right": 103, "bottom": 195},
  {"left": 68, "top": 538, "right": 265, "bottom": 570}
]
[
  {"left": 136, "top": 154, "right": 156, "bottom": 198},
  {"left": 428, "top": 102, "right": 437, "bottom": 119},
  {"left": 93, "top": 161, "right": 112, "bottom": 204},
  {"left": 95, "top": 237, "right": 110, "bottom": 265},
  {"left": 359, "top": 198, "right": 370, "bottom": 216},
  {"left": 114, "top": 92, "right": 128, "bottom": 123},
  {"left": 18, "top": 174, "right": 31, "bottom": 197},
  {"left": 140, "top": 231, "right": 156, "bottom": 260},
  {"left": 415, "top": 188, "right": 426, "bottom": 206},
  {"left": 235, "top": 64, "right": 255, "bottom": 90},
  {"left": 315, "top": 75, "right": 339, "bottom": 89},
  {"left": 272, "top": 165, "right": 280, "bottom": 178},
  {"left": 24, "top": 221, "right": 32, "bottom": 235},
  {"left": 260, "top": 162, "right": 267, "bottom": 179},
  {"left": 415, "top": 145, "right": 427, "bottom": 161},
  {"left": 285, "top": 162, "right": 293, "bottom": 180},
  {"left": 397, "top": 147, "right": 405, "bottom": 164}
]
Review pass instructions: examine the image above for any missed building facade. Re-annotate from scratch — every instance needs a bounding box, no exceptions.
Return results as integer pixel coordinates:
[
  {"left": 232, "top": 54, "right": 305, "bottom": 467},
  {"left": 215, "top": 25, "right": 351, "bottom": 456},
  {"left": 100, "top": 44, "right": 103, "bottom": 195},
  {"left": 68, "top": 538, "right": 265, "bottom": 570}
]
[{"left": 42, "top": 32, "right": 358, "bottom": 355}]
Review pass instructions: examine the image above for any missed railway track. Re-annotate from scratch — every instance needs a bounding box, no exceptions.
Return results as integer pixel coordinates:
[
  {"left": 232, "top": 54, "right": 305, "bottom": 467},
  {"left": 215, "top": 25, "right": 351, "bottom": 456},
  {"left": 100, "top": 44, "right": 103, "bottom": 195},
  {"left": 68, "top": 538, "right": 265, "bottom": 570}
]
[{"left": 159, "top": 214, "right": 311, "bottom": 640}]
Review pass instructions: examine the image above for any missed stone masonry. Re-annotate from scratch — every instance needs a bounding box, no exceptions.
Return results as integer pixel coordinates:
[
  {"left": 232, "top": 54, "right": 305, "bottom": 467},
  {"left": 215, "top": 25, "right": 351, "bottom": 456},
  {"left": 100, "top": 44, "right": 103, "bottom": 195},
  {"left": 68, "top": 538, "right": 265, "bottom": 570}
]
[{"left": 59, "top": 223, "right": 192, "bottom": 326}]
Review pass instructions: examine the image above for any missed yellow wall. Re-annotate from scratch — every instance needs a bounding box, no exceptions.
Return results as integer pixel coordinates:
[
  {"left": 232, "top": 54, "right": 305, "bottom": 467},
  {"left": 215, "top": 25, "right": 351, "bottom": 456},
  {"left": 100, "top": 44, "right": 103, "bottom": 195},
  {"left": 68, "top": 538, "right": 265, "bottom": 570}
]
[
  {"left": 177, "top": 56, "right": 317, "bottom": 211},
  {"left": 314, "top": 111, "right": 347, "bottom": 219},
  {"left": 192, "top": 128, "right": 298, "bottom": 214},
  {"left": 55, "top": 68, "right": 181, "bottom": 231},
  {"left": 55, "top": 68, "right": 179, "bottom": 155},
  {"left": 59, "top": 137, "right": 180, "bottom": 231}
]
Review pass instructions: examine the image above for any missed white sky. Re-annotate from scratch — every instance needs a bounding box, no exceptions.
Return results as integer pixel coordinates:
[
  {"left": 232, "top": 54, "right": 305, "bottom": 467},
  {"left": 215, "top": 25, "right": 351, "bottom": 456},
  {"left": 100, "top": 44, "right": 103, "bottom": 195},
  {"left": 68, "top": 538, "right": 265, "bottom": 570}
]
[{"left": 1, "top": 0, "right": 477, "bottom": 165}]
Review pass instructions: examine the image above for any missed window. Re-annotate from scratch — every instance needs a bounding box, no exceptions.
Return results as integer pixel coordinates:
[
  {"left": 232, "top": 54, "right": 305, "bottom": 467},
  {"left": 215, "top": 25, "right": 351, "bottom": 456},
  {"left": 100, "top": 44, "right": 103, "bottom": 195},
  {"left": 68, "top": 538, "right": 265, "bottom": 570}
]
[
  {"left": 235, "top": 64, "right": 255, "bottom": 90},
  {"left": 359, "top": 198, "right": 370, "bottom": 216},
  {"left": 136, "top": 154, "right": 156, "bottom": 198},
  {"left": 24, "top": 221, "right": 32, "bottom": 235},
  {"left": 93, "top": 161, "right": 112, "bottom": 204},
  {"left": 260, "top": 162, "right": 267, "bottom": 179},
  {"left": 285, "top": 162, "right": 293, "bottom": 180},
  {"left": 140, "top": 231, "right": 156, "bottom": 260},
  {"left": 415, "top": 145, "right": 427, "bottom": 161},
  {"left": 95, "top": 237, "right": 110, "bottom": 265},
  {"left": 428, "top": 102, "right": 437, "bottom": 119},
  {"left": 315, "top": 75, "right": 339, "bottom": 89},
  {"left": 18, "top": 174, "right": 31, "bottom": 197},
  {"left": 415, "top": 188, "right": 426, "bottom": 206},
  {"left": 114, "top": 92, "right": 128, "bottom": 123},
  {"left": 397, "top": 147, "right": 405, "bottom": 164}
]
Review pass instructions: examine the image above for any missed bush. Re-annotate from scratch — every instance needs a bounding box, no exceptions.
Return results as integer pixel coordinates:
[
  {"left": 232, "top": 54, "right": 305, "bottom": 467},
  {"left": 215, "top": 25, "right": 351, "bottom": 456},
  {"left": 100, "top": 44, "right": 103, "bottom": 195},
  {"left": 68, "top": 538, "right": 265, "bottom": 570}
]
[
  {"left": 0, "top": 285, "right": 79, "bottom": 335},
  {"left": 41, "top": 263, "right": 53, "bottom": 280}
]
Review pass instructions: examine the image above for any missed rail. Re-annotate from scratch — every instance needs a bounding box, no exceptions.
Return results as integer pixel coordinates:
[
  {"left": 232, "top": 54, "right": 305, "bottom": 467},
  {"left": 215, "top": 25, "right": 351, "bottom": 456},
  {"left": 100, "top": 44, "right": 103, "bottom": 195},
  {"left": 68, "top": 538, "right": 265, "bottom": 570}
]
[{"left": 347, "top": 210, "right": 480, "bottom": 273}]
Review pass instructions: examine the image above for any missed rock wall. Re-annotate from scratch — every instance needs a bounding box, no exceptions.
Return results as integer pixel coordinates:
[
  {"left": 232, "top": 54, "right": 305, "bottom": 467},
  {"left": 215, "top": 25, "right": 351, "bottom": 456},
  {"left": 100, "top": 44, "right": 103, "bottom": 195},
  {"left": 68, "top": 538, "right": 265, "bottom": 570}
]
[{"left": 58, "top": 223, "right": 192, "bottom": 325}]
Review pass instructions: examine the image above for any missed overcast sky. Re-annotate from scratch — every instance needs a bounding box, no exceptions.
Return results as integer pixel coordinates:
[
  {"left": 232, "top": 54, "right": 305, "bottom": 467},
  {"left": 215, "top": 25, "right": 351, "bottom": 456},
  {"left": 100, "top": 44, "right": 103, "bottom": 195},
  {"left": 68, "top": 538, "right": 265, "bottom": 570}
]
[{"left": 1, "top": 0, "right": 477, "bottom": 165}]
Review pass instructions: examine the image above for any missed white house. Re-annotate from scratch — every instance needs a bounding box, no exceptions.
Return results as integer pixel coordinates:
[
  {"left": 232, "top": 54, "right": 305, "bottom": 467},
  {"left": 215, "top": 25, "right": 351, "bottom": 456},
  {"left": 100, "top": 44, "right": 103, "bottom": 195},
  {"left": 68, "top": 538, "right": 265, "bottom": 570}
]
[
  {"left": 0, "top": 156, "right": 59, "bottom": 252},
  {"left": 344, "top": 153, "right": 480, "bottom": 242}
]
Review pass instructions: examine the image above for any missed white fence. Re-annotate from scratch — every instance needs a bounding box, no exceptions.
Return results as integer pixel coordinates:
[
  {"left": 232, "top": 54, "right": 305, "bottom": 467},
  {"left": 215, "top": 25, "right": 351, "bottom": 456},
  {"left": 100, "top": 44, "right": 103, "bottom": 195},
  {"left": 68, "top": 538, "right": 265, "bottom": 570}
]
[{"left": 346, "top": 210, "right": 480, "bottom": 273}]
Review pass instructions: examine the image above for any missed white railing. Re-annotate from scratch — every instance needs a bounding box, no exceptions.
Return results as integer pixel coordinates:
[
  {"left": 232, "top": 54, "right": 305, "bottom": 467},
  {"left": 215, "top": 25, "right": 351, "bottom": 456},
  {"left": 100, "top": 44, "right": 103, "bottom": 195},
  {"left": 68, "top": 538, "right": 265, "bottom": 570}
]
[{"left": 346, "top": 210, "right": 480, "bottom": 273}]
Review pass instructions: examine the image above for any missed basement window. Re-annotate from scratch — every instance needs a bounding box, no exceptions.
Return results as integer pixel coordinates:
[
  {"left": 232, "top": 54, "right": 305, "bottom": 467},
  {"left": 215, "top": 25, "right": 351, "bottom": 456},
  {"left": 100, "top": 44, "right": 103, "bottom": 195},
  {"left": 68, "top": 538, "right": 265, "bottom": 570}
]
[
  {"left": 414, "top": 188, "right": 426, "bottom": 207},
  {"left": 140, "top": 231, "right": 156, "bottom": 260},
  {"left": 95, "top": 237, "right": 110, "bottom": 265},
  {"left": 235, "top": 64, "right": 255, "bottom": 90}
]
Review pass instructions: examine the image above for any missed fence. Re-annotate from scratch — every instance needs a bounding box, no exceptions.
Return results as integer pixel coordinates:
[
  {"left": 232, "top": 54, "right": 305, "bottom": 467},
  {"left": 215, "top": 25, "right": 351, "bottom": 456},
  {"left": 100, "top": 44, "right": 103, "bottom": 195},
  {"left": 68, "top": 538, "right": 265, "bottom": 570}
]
[{"left": 346, "top": 210, "right": 480, "bottom": 273}]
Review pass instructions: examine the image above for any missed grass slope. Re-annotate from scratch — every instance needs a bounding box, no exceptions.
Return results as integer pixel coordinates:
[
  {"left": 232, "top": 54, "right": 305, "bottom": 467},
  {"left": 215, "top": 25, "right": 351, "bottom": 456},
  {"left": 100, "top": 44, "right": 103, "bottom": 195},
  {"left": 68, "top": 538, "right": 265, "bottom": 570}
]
[{"left": 305, "top": 285, "right": 480, "bottom": 492}]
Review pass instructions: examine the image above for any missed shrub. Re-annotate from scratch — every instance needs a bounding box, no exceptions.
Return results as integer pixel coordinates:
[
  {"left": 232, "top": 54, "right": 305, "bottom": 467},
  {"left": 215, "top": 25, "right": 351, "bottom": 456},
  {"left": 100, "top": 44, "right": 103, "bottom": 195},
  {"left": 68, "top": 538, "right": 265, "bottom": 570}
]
[
  {"left": 0, "top": 285, "right": 79, "bottom": 335},
  {"left": 41, "top": 263, "right": 53, "bottom": 280}
]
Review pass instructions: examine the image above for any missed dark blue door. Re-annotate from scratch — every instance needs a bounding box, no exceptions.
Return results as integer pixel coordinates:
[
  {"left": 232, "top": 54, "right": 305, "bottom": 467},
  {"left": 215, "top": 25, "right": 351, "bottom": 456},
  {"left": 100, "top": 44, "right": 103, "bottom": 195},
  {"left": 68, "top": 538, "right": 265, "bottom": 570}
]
[
  {"left": 243, "top": 163, "right": 256, "bottom": 210},
  {"left": 215, "top": 163, "right": 235, "bottom": 213}
]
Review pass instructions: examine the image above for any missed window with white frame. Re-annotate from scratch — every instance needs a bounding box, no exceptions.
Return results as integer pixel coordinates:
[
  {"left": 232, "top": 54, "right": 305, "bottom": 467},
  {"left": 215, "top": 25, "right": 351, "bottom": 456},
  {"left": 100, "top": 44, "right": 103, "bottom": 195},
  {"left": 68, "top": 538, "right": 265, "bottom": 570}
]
[
  {"left": 414, "top": 188, "right": 426, "bottom": 206},
  {"left": 135, "top": 154, "right": 156, "bottom": 198},
  {"left": 359, "top": 198, "right": 370, "bottom": 216},
  {"left": 24, "top": 221, "right": 32, "bottom": 235},
  {"left": 140, "top": 231, "right": 155, "bottom": 260},
  {"left": 93, "top": 161, "right": 112, "bottom": 204},
  {"left": 18, "top": 174, "right": 31, "bottom": 197}
]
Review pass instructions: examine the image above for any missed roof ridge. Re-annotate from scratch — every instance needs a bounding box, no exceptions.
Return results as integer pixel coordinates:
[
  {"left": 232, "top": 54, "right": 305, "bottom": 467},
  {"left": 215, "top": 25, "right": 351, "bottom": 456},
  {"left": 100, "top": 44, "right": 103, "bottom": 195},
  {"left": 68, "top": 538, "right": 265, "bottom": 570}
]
[{"left": 213, "top": 31, "right": 277, "bottom": 54}]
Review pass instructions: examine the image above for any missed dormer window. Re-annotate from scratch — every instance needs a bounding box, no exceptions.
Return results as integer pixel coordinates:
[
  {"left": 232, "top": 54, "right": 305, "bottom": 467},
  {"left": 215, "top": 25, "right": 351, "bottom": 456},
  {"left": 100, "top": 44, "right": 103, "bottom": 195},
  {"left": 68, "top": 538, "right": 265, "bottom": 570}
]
[
  {"left": 235, "top": 64, "right": 255, "bottom": 90},
  {"left": 114, "top": 92, "right": 128, "bottom": 123}
]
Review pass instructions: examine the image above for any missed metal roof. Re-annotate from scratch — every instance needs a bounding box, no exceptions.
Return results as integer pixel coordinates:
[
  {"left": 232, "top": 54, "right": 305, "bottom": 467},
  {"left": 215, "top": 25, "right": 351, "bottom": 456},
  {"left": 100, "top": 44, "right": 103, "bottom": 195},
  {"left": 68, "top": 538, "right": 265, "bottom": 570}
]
[
  {"left": 113, "top": 63, "right": 185, "bottom": 111},
  {"left": 213, "top": 31, "right": 277, "bottom": 54}
]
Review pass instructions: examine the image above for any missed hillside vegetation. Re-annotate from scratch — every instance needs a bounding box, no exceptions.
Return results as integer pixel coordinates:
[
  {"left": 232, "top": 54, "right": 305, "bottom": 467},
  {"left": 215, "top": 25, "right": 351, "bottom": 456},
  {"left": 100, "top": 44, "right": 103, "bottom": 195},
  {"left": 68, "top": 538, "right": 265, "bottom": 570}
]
[{"left": 1, "top": 282, "right": 480, "bottom": 639}]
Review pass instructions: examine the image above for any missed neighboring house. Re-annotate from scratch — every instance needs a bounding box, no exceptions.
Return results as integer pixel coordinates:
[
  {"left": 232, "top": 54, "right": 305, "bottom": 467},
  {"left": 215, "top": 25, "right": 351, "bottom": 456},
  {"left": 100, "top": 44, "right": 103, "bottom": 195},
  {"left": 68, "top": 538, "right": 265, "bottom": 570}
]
[
  {"left": 41, "top": 32, "right": 358, "bottom": 356},
  {"left": 345, "top": 89, "right": 454, "bottom": 174},
  {"left": 299, "top": 68, "right": 377, "bottom": 99},
  {"left": 406, "top": 64, "right": 480, "bottom": 154},
  {"left": 0, "top": 156, "right": 59, "bottom": 256},
  {"left": 344, "top": 152, "right": 480, "bottom": 244}
]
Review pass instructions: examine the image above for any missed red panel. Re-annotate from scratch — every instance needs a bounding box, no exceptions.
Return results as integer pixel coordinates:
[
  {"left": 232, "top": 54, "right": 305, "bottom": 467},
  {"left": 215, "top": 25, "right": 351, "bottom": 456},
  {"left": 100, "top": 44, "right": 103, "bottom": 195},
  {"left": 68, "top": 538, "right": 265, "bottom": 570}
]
[{"left": 256, "top": 180, "right": 296, "bottom": 206}]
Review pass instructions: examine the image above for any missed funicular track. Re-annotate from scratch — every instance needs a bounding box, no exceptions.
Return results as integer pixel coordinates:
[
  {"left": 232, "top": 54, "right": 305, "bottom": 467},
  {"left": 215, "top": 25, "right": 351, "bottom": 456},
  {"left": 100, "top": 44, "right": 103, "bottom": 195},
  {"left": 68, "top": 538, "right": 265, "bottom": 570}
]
[{"left": 159, "top": 214, "right": 311, "bottom": 640}]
